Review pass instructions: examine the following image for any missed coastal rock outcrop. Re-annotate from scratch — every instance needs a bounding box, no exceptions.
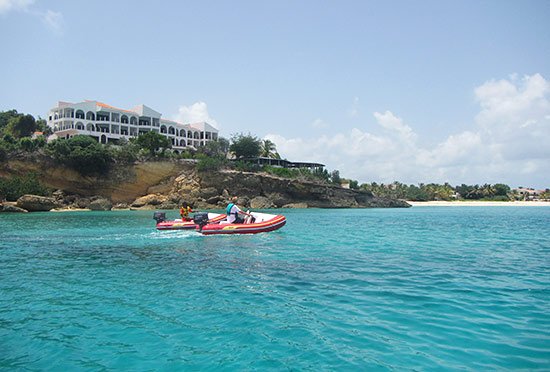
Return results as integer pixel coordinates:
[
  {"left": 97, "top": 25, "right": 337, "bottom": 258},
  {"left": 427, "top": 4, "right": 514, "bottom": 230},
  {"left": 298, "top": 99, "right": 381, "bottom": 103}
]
[
  {"left": 1, "top": 155, "right": 410, "bottom": 211},
  {"left": 16, "top": 194, "right": 60, "bottom": 212},
  {"left": 131, "top": 194, "right": 167, "bottom": 208},
  {"left": 88, "top": 197, "right": 113, "bottom": 211},
  {"left": 250, "top": 196, "right": 275, "bottom": 209},
  {"left": 0, "top": 202, "right": 28, "bottom": 213}
]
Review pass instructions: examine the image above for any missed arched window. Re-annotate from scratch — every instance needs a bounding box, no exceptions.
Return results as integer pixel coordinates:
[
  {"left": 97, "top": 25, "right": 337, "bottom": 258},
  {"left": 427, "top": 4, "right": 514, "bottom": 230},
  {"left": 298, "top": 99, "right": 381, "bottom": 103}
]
[
  {"left": 76, "top": 122, "right": 84, "bottom": 130},
  {"left": 121, "top": 115, "right": 129, "bottom": 124},
  {"left": 193, "top": 132, "right": 199, "bottom": 139},
  {"left": 75, "top": 110, "right": 85, "bottom": 119},
  {"left": 180, "top": 139, "right": 186, "bottom": 146},
  {"left": 130, "top": 116, "right": 137, "bottom": 125},
  {"left": 160, "top": 125, "right": 167, "bottom": 134},
  {"left": 168, "top": 127, "right": 175, "bottom": 135},
  {"left": 86, "top": 123, "right": 94, "bottom": 131},
  {"left": 86, "top": 111, "right": 95, "bottom": 120},
  {"left": 180, "top": 129, "right": 186, "bottom": 137}
]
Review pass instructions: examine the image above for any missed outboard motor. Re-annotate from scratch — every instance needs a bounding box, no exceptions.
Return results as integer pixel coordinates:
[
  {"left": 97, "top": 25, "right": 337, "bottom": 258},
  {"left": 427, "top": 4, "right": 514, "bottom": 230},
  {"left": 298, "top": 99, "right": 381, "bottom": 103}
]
[
  {"left": 153, "top": 211, "right": 166, "bottom": 224},
  {"left": 193, "top": 212, "right": 210, "bottom": 231}
]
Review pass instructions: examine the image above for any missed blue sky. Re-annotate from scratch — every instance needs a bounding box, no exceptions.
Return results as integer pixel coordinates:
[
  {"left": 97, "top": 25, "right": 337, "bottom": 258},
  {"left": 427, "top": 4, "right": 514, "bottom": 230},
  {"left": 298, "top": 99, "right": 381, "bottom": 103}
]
[{"left": 1, "top": 0, "right": 549, "bottom": 188}]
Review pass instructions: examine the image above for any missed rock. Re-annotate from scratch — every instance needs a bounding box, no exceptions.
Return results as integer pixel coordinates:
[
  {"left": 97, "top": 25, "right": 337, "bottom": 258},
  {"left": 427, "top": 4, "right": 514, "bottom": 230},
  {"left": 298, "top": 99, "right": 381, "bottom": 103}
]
[
  {"left": 158, "top": 202, "right": 178, "bottom": 209},
  {"left": 16, "top": 194, "right": 59, "bottom": 211},
  {"left": 250, "top": 196, "right": 275, "bottom": 209},
  {"left": 89, "top": 198, "right": 112, "bottom": 211},
  {"left": 52, "top": 189, "right": 66, "bottom": 203},
  {"left": 283, "top": 202, "right": 308, "bottom": 208},
  {"left": 265, "top": 192, "right": 292, "bottom": 207},
  {"left": 73, "top": 197, "right": 92, "bottom": 209},
  {"left": 131, "top": 194, "right": 167, "bottom": 208},
  {"left": 199, "top": 187, "right": 219, "bottom": 199},
  {"left": 0, "top": 202, "right": 28, "bottom": 213},
  {"left": 112, "top": 203, "right": 130, "bottom": 210},
  {"left": 206, "top": 195, "right": 222, "bottom": 204}
]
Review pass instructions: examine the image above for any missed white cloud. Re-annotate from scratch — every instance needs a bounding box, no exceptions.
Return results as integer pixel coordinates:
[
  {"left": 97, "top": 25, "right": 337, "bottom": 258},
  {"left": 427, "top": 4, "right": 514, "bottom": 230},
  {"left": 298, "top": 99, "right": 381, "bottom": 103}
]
[
  {"left": 348, "top": 96, "right": 360, "bottom": 117},
  {"left": 41, "top": 9, "right": 63, "bottom": 31},
  {"left": 374, "top": 110, "right": 417, "bottom": 143},
  {"left": 0, "top": 0, "right": 34, "bottom": 14},
  {"left": 266, "top": 73, "right": 550, "bottom": 188},
  {"left": 0, "top": 0, "right": 63, "bottom": 33},
  {"left": 311, "top": 118, "right": 328, "bottom": 129},
  {"left": 173, "top": 102, "right": 219, "bottom": 129}
]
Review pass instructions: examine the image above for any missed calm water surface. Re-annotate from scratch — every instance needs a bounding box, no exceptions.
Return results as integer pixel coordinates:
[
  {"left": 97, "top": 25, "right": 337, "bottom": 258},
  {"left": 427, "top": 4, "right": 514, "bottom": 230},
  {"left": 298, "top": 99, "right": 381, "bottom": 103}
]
[{"left": 1, "top": 207, "right": 549, "bottom": 370}]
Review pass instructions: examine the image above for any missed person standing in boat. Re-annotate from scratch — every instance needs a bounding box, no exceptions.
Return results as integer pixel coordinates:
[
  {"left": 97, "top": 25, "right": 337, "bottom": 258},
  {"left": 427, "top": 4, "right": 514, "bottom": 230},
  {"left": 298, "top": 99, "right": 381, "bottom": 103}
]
[
  {"left": 226, "top": 196, "right": 252, "bottom": 224},
  {"left": 180, "top": 205, "right": 193, "bottom": 221}
]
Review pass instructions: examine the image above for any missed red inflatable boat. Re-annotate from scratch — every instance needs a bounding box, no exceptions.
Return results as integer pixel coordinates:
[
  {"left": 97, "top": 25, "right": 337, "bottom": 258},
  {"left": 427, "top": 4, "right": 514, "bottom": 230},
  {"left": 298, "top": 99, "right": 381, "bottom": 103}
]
[
  {"left": 154, "top": 212, "right": 226, "bottom": 230},
  {"left": 196, "top": 212, "right": 286, "bottom": 235}
]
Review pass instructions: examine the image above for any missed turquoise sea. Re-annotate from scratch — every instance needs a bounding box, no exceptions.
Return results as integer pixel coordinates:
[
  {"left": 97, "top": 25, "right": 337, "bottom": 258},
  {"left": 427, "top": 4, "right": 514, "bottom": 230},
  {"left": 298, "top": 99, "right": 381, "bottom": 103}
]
[{"left": 1, "top": 207, "right": 549, "bottom": 370}]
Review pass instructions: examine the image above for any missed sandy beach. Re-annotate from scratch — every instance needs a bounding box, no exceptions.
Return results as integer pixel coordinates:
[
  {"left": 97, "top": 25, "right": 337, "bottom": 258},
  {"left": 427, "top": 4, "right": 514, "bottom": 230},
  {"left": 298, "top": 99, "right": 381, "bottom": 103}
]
[{"left": 406, "top": 200, "right": 550, "bottom": 207}]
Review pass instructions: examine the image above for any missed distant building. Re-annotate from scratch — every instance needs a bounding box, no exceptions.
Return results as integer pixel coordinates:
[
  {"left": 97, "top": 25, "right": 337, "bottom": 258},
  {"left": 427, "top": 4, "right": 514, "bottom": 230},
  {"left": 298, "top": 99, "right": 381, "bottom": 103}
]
[
  {"left": 235, "top": 157, "right": 325, "bottom": 170},
  {"left": 513, "top": 187, "right": 544, "bottom": 200},
  {"left": 46, "top": 100, "right": 218, "bottom": 152}
]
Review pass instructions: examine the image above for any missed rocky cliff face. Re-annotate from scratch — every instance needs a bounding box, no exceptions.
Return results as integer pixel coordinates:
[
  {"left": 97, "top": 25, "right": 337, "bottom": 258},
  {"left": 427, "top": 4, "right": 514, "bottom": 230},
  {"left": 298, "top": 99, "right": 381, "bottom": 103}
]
[
  {"left": 191, "top": 170, "right": 409, "bottom": 209},
  {"left": 0, "top": 155, "right": 410, "bottom": 210}
]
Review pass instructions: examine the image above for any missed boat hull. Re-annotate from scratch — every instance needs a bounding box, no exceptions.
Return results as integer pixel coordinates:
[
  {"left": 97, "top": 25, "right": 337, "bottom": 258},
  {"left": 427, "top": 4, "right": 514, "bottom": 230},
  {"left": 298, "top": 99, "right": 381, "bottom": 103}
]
[
  {"left": 156, "top": 213, "right": 226, "bottom": 230},
  {"left": 200, "top": 214, "right": 286, "bottom": 235}
]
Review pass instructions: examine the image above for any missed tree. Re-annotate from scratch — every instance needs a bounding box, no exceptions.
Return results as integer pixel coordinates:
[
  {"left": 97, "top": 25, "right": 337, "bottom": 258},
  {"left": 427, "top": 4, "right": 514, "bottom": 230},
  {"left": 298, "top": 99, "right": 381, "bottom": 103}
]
[
  {"left": 260, "top": 139, "right": 280, "bottom": 159},
  {"left": 132, "top": 131, "right": 172, "bottom": 157},
  {"left": 330, "top": 170, "right": 341, "bottom": 185},
  {"left": 35, "top": 117, "right": 52, "bottom": 136},
  {"left": 198, "top": 137, "right": 230, "bottom": 159},
  {"left": 229, "top": 133, "right": 261, "bottom": 159},
  {"left": 19, "top": 137, "right": 35, "bottom": 152},
  {"left": 0, "top": 110, "right": 20, "bottom": 132},
  {"left": 47, "top": 135, "right": 113, "bottom": 175},
  {"left": 493, "top": 183, "right": 511, "bottom": 196},
  {"left": 6, "top": 114, "right": 37, "bottom": 138}
]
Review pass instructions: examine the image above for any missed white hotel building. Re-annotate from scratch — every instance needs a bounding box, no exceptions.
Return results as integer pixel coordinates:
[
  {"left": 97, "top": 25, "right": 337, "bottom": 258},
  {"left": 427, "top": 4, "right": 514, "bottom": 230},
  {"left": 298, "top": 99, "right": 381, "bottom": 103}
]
[{"left": 47, "top": 100, "right": 219, "bottom": 151}]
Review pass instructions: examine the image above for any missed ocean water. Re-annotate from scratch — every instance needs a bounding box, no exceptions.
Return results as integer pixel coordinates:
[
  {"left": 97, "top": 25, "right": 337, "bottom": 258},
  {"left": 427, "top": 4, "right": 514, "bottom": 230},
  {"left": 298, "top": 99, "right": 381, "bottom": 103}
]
[{"left": 1, "top": 207, "right": 549, "bottom": 370}]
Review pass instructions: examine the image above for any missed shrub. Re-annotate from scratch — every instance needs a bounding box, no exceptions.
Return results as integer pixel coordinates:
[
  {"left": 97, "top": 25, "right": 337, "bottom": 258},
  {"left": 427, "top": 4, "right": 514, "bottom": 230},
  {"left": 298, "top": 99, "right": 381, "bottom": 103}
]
[
  {"left": 0, "top": 173, "right": 50, "bottom": 201},
  {"left": 233, "top": 160, "right": 260, "bottom": 172},
  {"left": 47, "top": 135, "right": 113, "bottom": 175},
  {"left": 196, "top": 156, "right": 227, "bottom": 171},
  {"left": 19, "top": 137, "right": 35, "bottom": 152},
  {"left": 112, "top": 142, "right": 139, "bottom": 163},
  {"left": 263, "top": 166, "right": 299, "bottom": 178}
]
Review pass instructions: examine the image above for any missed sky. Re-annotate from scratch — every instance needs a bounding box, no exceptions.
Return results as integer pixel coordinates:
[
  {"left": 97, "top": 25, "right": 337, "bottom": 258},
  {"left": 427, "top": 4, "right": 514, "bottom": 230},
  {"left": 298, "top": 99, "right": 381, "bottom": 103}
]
[{"left": 1, "top": 0, "right": 549, "bottom": 188}]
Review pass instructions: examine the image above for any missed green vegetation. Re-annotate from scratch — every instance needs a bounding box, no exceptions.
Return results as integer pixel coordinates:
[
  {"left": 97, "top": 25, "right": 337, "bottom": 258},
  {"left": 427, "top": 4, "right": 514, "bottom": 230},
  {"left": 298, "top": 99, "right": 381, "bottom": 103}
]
[
  {"left": 262, "top": 166, "right": 336, "bottom": 183},
  {"left": 196, "top": 156, "right": 228, "bottom": 171},
  {"left": 130, "top": 131, "right": 172, "bottom": 157},
  {"left": 360, "top": 181, "right": 517, "bottom": 201},
  {"left": 260, "top": 139, "right": 280, "bottom": 159},
  {"left": 229, "top": 133, "right": 262, "bottom": 159},
  {"left": 0, "top": 173, "right": 50, "bottom": 201},
  {"left": 0, "top": 110, "right": 49, "bottom": 139},
  {"left": 46, "top": 135, "right": 113, "bottom": 175}
]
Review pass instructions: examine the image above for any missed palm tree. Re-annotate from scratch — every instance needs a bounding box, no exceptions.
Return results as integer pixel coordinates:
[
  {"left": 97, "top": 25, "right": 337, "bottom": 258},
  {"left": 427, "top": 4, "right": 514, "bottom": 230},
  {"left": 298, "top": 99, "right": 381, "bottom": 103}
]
[{"left": 260, "top": 139, "right": 279, "bottom": 158}]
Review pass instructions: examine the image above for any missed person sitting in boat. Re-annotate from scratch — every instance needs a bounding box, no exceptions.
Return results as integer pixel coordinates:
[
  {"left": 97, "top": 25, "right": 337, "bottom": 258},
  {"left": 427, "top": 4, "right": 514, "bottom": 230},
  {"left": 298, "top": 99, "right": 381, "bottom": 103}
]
[
  {"left": 226, "top": 197, "right": 252, "bottom": 224},
  {"left": 180, "top": 205, "right": 193, "bottom": 221}
]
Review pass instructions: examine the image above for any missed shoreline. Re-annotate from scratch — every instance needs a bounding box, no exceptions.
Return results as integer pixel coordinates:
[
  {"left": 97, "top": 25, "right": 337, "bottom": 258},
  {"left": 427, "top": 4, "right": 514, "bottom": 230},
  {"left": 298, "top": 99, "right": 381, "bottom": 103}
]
[{"left": 406, "top": 200, "right": 550, "bottom": 207}]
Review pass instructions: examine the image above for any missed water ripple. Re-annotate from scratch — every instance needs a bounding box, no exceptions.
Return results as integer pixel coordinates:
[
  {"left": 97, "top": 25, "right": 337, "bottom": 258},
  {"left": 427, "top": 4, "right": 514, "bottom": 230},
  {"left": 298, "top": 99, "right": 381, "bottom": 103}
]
[{"left": 1, "top": 208, "right": 549, "bottom": 369}]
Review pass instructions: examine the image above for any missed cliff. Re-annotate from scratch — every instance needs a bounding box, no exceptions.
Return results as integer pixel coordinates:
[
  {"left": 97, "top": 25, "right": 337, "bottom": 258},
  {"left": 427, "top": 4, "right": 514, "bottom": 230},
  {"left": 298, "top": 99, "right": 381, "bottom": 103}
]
[{"left": 0, "top": 155, "right": 410, "bottom": 210}]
